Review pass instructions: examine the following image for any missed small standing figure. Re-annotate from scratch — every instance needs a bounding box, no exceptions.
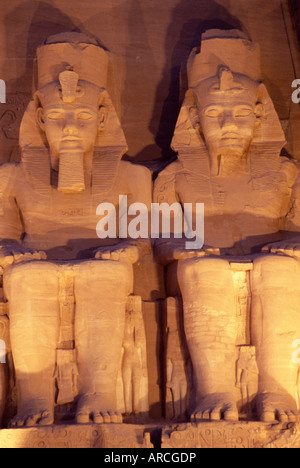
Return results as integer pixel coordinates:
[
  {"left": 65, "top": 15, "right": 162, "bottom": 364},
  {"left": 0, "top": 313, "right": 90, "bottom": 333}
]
[
  {"left": 165, "top": 298, "right": 191, "bottom": 421},
  {"left": 122, "top": 296, "right": 149, "bottom": 417},
  {"left": 236, "top": 346, "right": 258, "bottom": 418}
]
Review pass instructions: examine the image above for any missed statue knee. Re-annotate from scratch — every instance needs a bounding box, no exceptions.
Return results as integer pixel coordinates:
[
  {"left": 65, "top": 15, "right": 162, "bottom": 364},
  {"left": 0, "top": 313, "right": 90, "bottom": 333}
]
[
  {"left": 76, "top": 260, "right": 133, "bottom": 296},
  {"left": 252, "top": 254, "right": 300, "bottom": 291},
  {"left": 253, "top": 254, "right": 298, "bottom": 271},
  {"left": 178, "top": 257, "right": 231, "bottom": 286},
  {"left": 4, "top": 260, "right": 57, "bottom": 300},
  {"left": 5, "top": 260, "right": 56, "bottom": 280}
]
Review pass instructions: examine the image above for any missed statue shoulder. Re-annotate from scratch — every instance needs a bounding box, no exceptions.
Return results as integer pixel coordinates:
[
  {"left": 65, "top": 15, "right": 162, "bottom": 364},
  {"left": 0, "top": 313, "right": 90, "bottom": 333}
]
[
  {"left": 157, "top": 160, "right": 182, "bottom": 176},
  {"left": 120, "top": 160, "right": 151, "bottom": 177},
  {"left": 119, "top": 161, "right": 152, "bottom": 206},
  {"left": 119, "top": 160, "right": 152, "bottom": 186},
  {"left": 153, "top": 161, "right": 182, "bottom": 204},
  {"left": 279, "top": 156, "right": 299, "bottom": 188}
]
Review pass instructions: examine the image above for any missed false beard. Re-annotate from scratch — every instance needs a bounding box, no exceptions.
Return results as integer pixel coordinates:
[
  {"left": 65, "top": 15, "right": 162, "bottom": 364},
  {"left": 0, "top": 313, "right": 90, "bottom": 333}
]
[
  {"left": 210, "top": 148, "right": 249, "bottom": 177},
  {"left": 58, "top": 150, "right": 86, "bottom": 194}
]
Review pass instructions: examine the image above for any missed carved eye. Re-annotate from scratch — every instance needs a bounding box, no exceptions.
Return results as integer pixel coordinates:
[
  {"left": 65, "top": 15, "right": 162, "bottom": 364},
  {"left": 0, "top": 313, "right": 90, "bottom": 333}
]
[
  {"left": 205, "top": 108, "right": 221, "bottom": 118},
  {"left": 47, "top": 111, "right": 64, "bottom": 120},
  {"left": 77, "top": 112, "right": 93, "bottom": 120},
  {"left": 235, "top": 107, "right": 253, "bottom": 117}
]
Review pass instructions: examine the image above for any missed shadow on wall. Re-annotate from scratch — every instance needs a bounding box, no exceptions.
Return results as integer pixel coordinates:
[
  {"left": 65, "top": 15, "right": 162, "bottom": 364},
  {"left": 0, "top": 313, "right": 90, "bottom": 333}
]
[
  {"left": 121, "top": 0, "right": 248, "bottom": 170},
  {"left": 0, "top": 1, "right": 107, "bottom": 164},
  {"left": 149, "top": 0, "right": 249, "bottom": 168},
  {"left": 3, "top": 1, "right": 95, "bottom": 93},
  {"left": 0, "top": 0, "right": 296, "bottom": 167},
  {"left": 289, "top": 0, "right": 300, "bottom": 48}
]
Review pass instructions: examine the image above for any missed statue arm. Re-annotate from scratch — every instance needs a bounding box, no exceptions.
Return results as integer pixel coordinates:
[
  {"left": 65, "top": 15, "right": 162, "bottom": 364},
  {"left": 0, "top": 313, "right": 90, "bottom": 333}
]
[
  {"left": 95, "top": 163, "right": 152, "bottom": 264},
  {"left": 0, "top": 164, "right": 46, "bottom": 268},
  {"left": 286, "top": 169, "right": 300, "bottom": 233},
  {"left": 261, "top": 162, "right": 300, "bottom": 257},
  {"left": 0, "top": 164, "right": 23, "bottom": 242},
  {"left": 152, "top": 163, "right": 211, "bottom": 265},
  {"left": 127, "top": 162, "right": 152, "bottom": 258},
  {"left": 153, "top": 164, "right": 185, "bottom": 265}
]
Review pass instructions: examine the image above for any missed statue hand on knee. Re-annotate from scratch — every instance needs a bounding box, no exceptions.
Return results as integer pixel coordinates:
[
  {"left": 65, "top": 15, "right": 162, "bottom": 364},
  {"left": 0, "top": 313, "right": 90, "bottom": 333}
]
[
  {"left": 0, "top": 243, "right": 47, "bottom": 269},
  {"left": 261, "top": 237, "right": 300, "bottom": 259},
  {"left": 154, "top": 239, "right": 220, "bottom": 265},
  {"left": 94, "top": 239, "right": 150, "bottom": 265}
]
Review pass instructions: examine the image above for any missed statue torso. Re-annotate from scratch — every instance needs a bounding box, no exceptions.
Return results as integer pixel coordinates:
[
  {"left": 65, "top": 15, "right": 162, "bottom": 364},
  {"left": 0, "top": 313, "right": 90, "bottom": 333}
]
[
  {"left": 9, "top": 157, "right": 149, "bottom": 259},
  {"left": 157, "top": 152, "right": 299, "bottom": 255}
]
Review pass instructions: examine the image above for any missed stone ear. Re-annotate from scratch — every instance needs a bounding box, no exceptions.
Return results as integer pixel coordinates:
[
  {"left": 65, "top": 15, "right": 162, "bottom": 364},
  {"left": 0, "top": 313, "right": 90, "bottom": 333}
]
[
  {"left": 254, "top": 101, "right": 264, "bottom": 128},
  {"left": 34, "top": 92, "right": 45, "bottom": 132},
  {"left": 97, "top": 91, "right": 110, "bottom": 131},
  {"left": 171, "top": 89, "right": 205, "bottom": 152},
  {"left": 189, "top": 105, "right": 201, "bottom": 130},
  {"left": 98, "top": 105, "right": 108, "bottom": 131}
]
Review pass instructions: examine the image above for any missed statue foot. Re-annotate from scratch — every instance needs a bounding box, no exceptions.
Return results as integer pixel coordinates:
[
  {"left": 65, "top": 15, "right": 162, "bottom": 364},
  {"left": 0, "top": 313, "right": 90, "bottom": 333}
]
[
  {"left": 9, "top": 399, "right": 54, "bottom": 427},
  {"left": 256, "top": 392, "right": 299, "bottom": 423},
  {"left": 76, "top": 393, "right": 123, "bottom": 424},
  {"left": 191, "top": 392, "right": 239, "bottom": 422}
]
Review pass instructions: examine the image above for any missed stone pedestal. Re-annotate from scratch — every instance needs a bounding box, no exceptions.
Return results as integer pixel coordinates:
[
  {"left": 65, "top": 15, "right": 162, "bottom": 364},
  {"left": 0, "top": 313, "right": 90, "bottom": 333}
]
[
  {"left": 162, "top": 421, "right": 300, "bottom": 449},
  {"left": 2, "top": 421, "right": 300, "bottom": 448},
  {"left": 0, "top": 423, "right": 153, "bottom": 449}
]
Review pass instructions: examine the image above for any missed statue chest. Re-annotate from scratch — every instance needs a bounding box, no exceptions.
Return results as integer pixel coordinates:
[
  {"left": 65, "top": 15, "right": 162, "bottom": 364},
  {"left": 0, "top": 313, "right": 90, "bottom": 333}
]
[
  {"left": 15, "top": 185, "right": 122, "bottom": 234},
  {"left": 176, "top": 171, "right": 292, "bottom": 251},
  {"left": 177, "top": 171, "right": 290, "bottom": 217}
]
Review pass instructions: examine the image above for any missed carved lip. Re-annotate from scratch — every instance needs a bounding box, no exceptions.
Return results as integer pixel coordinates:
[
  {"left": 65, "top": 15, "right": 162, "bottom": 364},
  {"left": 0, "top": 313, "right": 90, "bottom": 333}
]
[
  {"left": 220, "top": 133, "right": 240, "bottom": 140},
  {"left": 61, "top": 136, "right": 81, "bottom": 141}
]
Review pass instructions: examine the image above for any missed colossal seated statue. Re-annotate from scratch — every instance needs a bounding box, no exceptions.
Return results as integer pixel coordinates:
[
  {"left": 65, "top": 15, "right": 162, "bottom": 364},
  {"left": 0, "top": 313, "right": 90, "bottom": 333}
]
[
  {"left": 0, "top": 32, "right": 151, "bottom": 427},
  {"left": 154, "top": 30, "right": 300, "bottom": 423}
]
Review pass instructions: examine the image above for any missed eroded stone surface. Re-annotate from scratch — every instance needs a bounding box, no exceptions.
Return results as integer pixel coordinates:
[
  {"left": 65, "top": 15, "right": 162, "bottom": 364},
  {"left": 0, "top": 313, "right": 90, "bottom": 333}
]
[
  {"left": 154, "top": 30, "right": 300, "bottom": 425},
  {"left": 0, "top": 423, "right": 153, "bottom": 448},
  {"left": 161, "top": 421, "right": 300, "bottom": 449},
  {"left": 0, "top": 32, "right": 152, "bottom": 429}
]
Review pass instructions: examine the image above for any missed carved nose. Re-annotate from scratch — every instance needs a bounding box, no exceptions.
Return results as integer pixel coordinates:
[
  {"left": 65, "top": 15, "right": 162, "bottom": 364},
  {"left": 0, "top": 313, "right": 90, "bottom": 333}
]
[
  {"left": 63, "top": 118, "right": 79, "bottom": 135},
  {"left": 221, "top": 112, "right": 237, "bottom": 130}
]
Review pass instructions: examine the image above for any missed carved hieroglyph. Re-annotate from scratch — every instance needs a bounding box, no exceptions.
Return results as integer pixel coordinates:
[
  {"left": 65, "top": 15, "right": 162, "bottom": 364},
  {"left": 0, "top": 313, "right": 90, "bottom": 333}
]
[
  {"left": 161, "top": 421, "right": 300, "bottom": 449},
  {"left": 0, "top": 423, "right": 153, "bottom": 448},
  {"left": 0, "top": 32, "right": 151, "bottom": 428},
  {"left": 154, "top": 29, "right": 300, "bottom": 424}
]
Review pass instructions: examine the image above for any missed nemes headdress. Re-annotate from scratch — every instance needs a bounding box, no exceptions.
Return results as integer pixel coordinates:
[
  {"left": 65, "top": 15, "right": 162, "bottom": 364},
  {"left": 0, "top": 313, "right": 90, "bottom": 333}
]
[
  {"left": 171, "top": 29, "right": 285, "bottom": 152},
  {"left": 36, "top": 32, "right": 108, "bottom": 91},
  {"left": 19, "top": 32, "right": 128, "bottom": 195},
  {"left": 20, "top": 32, "right": 127, "bottom": 148},
  {"left": 187, "top": 29, "right": 261, "bottom": 87}
]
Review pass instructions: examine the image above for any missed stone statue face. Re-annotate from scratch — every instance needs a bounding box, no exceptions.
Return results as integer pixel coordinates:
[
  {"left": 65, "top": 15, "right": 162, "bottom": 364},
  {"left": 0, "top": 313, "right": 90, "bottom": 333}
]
[
  {"left": 194, "top": 72, "right": 262, "bottom": 161},
  {"left": 36, "top": 81, "right": 105, "bottom": 164}
]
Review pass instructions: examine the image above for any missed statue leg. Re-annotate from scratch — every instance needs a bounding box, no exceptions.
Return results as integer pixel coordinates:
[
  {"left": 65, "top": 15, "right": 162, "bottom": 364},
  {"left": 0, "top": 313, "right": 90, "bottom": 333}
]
[
  {"left": 251, "top": 255, "right": 300, "bottom": 422},
  {"left": 4, "top": 261, "right": 60, "bottom": 427},
  {"left": 132, "top": 352, "right": 144, "bottom": 414},
  {"left": 177, "top": 257, "right": 238, "bottom": 421},
  {"left": 74, "top": 260, "right": 133, "bottom": 424},
  {"left": 122, "top": 355, "right": 133, "bottom": 415}
]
